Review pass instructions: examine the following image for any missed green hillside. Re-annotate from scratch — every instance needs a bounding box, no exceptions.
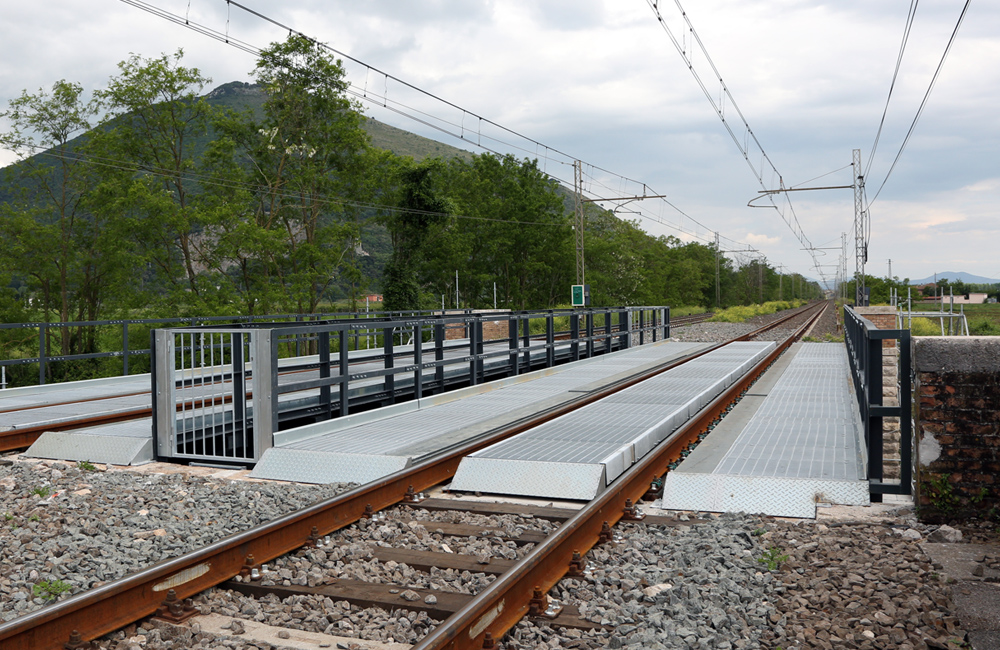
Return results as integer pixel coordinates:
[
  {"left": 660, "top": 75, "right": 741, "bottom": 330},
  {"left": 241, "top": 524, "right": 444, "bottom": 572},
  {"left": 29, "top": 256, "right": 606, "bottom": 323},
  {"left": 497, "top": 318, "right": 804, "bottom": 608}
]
[{"left": 203, "top": 81, "right": 474, "bottom": 162}]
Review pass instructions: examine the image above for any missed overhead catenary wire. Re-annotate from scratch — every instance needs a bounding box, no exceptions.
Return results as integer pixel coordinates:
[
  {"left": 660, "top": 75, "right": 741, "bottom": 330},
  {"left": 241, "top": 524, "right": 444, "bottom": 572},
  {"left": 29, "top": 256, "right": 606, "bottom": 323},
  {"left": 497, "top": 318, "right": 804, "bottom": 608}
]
[
  {"left": 116, "top": 0, "right": 785, "bottom": 272},
  {"left": 643, "top": 0, "right": 830, "bottom": 286},
  {"left": 865, "top": 0, "right": 920, "bottom": 173},
  {"left": 867, "top": 0, "right": 972, "bottom": 206}
]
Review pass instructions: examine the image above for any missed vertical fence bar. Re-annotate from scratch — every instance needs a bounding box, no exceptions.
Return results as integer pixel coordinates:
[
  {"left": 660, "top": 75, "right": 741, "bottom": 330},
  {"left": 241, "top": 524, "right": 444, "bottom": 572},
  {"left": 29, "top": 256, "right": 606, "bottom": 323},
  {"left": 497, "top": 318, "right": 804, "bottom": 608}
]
[
  {"left": 153, "top": 330, "right": 175, "bottom": 460},
  {"left": 434, "top": 322, "right": 445, "bottom": 392},
  {"left": 38, "top": 324, "right": 46, "bottom": 385},
  {"left": 522, "top": 314, "right": 531, "bottom": 370},
  {"left": 384, "top": 327, "right": 395, "bottom": 404},
  {"left": 639, "top": 309, "right": 645, "bottom": 345},
  {"left": 586, "top": 311, "right": 595, "bottom": 358},
  {"left": 474, "top": 319, "right": 484, "bottom": 384},
  {"left": 899, "top": 329, "right": 913, "bottom": 492},
  {"left": 570, "top": 313, "right": 580, "bottom": 362},
  {"left": 866, "top": 331, "right": 884, "bottom": 500},
  {"left": 413, "top": 322, "right": 423, "bottom": 400},
  {"left": 605, "top": 309, "right": 613, "bottom": 355},
  {"left": 122, "top": 322, "right": 130, "bottom": 376},
  {"left": 545, "top": 314, "right": 555, "bottom": 368},
  {"left": 468, "top": 320, "right": 479, "bottom": 387},
  {"left": 508, "top": 316, "right": 519, "bottom": 377},
  {"left": 664, "top": 307, "right": 670, "bottom": 339},
  {"left": 339, "top": 329, "right": 350, "bottom": 417},
  {"left": 319, "top": 331, "right": 332, "bottom": 420},
  {"left": 232, "top": 333, "right": 245, "bottom": 459}
]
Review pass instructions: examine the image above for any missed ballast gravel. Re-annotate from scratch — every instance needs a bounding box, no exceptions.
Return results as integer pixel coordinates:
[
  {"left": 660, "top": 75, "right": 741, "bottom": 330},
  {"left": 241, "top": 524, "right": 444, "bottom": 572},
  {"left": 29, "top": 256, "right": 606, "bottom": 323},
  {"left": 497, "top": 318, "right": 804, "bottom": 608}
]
[{"left": 0, "top": 458, "right": 353, "bottom": 622}]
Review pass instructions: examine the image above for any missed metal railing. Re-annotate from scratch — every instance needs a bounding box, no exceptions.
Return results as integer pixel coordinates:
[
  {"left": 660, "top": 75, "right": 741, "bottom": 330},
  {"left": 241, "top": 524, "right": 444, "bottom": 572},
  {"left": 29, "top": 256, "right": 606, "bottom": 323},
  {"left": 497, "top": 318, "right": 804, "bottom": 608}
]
[
  {"left": 0, "top": 308, "right": 480, "bottom": 387},
  {"left": 843, "top": 305, "right": 912, "bottom": 498},
  {"left": 151, "top": 307, "right": 670, "bottom": 465}
]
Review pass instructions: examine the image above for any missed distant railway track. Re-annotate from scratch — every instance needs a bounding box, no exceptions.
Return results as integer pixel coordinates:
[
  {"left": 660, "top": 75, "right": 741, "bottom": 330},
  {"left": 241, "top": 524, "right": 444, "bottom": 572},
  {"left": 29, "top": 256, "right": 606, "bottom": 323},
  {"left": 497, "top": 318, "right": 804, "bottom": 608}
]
[{"left": 0, "top": 301, "right": 828, "bottom": 650}]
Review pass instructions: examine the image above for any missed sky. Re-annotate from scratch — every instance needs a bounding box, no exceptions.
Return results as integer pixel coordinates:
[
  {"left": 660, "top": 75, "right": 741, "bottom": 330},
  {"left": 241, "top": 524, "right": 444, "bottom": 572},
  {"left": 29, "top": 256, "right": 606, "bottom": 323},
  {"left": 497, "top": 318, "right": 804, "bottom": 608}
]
[{"left": 1, "top": 0, "right": 997, "bottom": 286}]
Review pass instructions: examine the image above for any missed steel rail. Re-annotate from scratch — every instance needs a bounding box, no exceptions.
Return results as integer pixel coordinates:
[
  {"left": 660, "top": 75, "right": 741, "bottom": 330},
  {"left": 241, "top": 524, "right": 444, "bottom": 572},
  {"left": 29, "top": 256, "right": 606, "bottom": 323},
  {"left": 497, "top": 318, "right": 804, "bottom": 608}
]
[
  {"left": 410, "top": 302, "right": 826, "bottom": 650},
  {"left": 0, "top": 302, "right": 824, "bottom": 649},
  {"left": 0, "top": 332, "right": 722, "bottom": 649}
]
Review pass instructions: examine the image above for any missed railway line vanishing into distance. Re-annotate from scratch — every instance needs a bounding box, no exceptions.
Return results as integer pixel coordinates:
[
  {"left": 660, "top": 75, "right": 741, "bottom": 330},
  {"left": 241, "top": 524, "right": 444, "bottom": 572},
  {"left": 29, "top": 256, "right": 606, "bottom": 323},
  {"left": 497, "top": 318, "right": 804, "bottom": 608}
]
[{"left": 0, "top": 302, "right": 829, "bottom": 650}]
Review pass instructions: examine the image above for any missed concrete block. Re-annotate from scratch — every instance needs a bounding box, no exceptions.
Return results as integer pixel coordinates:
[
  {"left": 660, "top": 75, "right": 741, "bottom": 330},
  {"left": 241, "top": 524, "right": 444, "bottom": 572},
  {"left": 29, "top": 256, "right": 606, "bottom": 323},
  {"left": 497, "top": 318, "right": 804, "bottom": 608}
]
[{"left": 914, "top": 337, "right": 1000, "bottom": 373}]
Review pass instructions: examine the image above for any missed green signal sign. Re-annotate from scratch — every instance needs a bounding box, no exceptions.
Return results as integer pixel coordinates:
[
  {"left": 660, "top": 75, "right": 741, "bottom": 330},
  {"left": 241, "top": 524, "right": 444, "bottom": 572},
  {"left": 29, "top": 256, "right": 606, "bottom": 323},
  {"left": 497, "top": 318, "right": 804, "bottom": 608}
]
[{"left": 571, "top": 285, "right": 587, "bottom": 307}]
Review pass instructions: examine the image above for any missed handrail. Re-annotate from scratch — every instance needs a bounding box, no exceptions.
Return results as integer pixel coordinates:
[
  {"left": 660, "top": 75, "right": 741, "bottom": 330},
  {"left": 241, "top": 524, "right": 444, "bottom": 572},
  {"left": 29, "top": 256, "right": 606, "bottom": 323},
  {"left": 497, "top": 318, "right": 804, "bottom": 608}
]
[{"left": 843, "top": 305, "right": 912, "bottom": 498}]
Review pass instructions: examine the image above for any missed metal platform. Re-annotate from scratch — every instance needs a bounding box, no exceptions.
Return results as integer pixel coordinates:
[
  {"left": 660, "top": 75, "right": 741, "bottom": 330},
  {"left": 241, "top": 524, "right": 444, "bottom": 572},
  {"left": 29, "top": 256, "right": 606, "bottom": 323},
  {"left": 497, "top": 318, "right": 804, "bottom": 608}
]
[
  {"left": 250, "top": 341, "right": 710, "bottom": 484},
  {"left": 13, "top": 339, "right": 479, "bottom": 465},
  {"left": 449, "top": 341, "right": 775, "bottom": 500},
  {"left": 659, "top": 342, "right": 869, "bottom": 518}
]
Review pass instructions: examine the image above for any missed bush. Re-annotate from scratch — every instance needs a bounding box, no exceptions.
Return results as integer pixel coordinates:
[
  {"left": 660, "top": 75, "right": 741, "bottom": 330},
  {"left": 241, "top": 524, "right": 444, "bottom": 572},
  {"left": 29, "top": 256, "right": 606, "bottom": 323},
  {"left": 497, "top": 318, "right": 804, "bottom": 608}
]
[{"left": 708, "top": 300, "right": 806, "bottom": 324}]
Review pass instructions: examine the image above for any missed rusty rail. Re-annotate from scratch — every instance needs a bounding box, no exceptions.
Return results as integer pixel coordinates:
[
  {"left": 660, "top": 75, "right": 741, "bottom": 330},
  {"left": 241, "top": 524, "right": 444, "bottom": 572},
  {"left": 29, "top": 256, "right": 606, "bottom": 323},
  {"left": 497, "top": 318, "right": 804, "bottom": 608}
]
[
  {"left": 0, "top": 302, "right": 825, "bottom": 650},
  {"left": 410, "top": 302, "right": 826, "bottom": 650}
]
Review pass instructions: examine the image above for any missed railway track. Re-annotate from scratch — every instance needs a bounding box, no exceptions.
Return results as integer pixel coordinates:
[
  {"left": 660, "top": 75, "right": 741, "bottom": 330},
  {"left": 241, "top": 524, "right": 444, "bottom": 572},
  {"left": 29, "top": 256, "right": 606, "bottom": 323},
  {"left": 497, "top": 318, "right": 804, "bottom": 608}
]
[{"left": 0, "top": 301, "right": 828, "bottom": 650}]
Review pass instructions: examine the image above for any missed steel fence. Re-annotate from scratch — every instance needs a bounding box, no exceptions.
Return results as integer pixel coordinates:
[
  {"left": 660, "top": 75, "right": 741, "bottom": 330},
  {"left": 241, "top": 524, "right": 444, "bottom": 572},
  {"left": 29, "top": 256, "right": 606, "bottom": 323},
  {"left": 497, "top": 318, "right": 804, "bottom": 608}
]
[
  {"left": 843, "top": 305, "right": 913, "bottom": 498},
  {"left": 152, "top": 307, "right": 670, "bottom": 465}
]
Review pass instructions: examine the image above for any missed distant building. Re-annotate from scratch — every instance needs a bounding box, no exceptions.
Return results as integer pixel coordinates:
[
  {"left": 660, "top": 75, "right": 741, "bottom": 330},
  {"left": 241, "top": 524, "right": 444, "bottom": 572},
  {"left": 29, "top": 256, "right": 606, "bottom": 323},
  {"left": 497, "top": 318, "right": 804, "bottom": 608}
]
[
  {"left": 951, "top": 293, "right": 988, "bottom": 305},
  {"left": 365, "top": 294, "right": 383, "bottom": 303}
]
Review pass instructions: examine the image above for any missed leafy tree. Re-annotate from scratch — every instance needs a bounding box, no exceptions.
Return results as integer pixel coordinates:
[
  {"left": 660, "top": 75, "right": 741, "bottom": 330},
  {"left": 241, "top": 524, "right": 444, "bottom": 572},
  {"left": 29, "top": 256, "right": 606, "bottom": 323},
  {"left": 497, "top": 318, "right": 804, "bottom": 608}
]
[
  {"left": 0, "top": 80, "right": 110, "bottom": 363},
  {"left": 93, "top": 51, "right": 220, "bottom": 314},
  {"left": 209, "top": 34, "right": 371, "bottom": 314}
]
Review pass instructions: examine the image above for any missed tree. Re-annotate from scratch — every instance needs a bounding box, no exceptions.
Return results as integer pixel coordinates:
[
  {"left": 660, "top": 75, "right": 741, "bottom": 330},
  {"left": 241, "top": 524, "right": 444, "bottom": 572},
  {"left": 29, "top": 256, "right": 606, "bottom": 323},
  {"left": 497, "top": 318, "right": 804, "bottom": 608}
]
[
  {"left": 0, "top": 80, "right": 108, "bottom": 363},
  {"left": 209, "top": 34, "right": 372, "bottom": 314},
  {"left": 381, "top": 157, "right": 451, "bottom": 312},
  {"left": 93, "top": 51, "right": 220, "bottom": 313}
]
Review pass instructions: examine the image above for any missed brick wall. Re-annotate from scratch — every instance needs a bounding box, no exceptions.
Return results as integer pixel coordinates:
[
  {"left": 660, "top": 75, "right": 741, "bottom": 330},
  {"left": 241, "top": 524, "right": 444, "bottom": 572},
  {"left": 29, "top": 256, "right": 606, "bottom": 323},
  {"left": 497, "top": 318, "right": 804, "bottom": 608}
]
[
  {"left": 442, "top": 310, "right": 512, "bottom": 341},
  {"left": 915, "top": 337, "right": 1000, "bottom": 522},
  {"left": 854, "top": 306, "right": 897, "bottom": 349}
]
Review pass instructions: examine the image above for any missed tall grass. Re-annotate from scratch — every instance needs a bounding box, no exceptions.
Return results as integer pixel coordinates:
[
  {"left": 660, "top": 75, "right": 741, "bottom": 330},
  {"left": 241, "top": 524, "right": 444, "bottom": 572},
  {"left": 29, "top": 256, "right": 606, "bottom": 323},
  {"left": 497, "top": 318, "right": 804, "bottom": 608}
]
[{"left": 708, "top": 300, "right": 806, "bottom": 323}]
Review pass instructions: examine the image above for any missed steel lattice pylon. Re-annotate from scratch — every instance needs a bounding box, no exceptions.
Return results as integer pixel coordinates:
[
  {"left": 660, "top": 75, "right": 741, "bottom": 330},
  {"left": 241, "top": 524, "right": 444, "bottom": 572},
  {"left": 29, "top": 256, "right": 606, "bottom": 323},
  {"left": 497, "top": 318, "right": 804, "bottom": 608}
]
[{"left": 853, "top": 149, "right": 867, "bottom": 306}]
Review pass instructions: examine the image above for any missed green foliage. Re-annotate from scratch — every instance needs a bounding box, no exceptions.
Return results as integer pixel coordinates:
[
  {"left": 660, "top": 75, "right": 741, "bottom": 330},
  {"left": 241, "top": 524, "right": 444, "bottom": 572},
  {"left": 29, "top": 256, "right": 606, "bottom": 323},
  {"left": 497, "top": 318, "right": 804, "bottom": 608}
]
[
  {"left": 31, "top": 486, "right": 51, "bottom": 498},
  {"left": 923, "top": 474, "right": 959, "bottom": 513},
  {"left": 32, "top": 579, "right": 72, "bottom": 601},
  {"left": 709, "top": 300, "right": 805, "bottom": 323},
  {"left": 758, "top": 546, "right": 789, "bottom": 571},
  {"left": 77, "top": 460, "right": 98, "bottom": 472},
  {"left": 909, "top": 317, "right": 945, "bottom": 336}
]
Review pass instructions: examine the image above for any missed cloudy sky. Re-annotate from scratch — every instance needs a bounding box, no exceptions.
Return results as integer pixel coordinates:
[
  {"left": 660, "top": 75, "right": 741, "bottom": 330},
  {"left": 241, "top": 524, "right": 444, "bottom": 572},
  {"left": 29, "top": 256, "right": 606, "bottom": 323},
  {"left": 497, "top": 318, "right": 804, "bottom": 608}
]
[{"left": 1, "top": 0, "right": 997, "bottom": 285}]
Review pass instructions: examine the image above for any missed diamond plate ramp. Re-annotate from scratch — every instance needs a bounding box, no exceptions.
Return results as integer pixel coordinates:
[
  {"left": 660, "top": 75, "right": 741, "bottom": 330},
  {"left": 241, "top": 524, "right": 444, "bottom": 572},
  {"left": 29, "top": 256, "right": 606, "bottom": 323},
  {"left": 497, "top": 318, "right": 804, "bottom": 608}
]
[
  {"left": 451, "top": 457, "right": 607, "bottom": 500},
  {"left": 251, "top": 448, "right": 411, "bottom": 484},
  {"left": 26, "top": 431, "right": 153, "bottom": 466}
]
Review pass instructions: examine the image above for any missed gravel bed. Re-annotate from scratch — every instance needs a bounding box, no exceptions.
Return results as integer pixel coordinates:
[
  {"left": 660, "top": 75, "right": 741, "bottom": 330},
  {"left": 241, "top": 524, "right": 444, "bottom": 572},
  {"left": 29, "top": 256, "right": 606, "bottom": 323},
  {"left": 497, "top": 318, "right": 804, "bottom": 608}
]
[
  {"left": 669, "top": 321, "right": 758, "bottom": 342},
  {"left": 0, "top": 458, "right": 354, "bottom": 622},
  {"left": 507, "top": 513, "right": 776, "bottom": 650}
]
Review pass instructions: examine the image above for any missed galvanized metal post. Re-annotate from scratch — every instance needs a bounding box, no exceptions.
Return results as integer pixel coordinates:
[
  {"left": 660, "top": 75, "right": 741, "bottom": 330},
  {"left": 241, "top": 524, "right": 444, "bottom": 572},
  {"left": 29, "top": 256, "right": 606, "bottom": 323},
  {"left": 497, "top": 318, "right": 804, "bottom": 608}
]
[
  {"left": 251, "top": 330, "right": 275, "bottom": 461},
  {"left": 152, "top": 329, "right": 175, "bottom": 460}
]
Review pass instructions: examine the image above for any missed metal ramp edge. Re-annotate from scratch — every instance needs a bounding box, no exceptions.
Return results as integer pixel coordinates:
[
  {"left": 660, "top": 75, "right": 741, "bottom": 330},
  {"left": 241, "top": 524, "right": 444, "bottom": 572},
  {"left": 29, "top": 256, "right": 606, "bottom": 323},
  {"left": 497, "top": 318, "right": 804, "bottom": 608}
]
[
  {"left": 450, "top": 457, "right": 608, "bottom": 501},
  {"left": 26, "top": 431, "right": 153, "bottom": 466},
  {"left": 250, "top": 448, "right": 411, "bottom": 485},
  {"left": 659, "top": 472, "right": 870, "bottom": 519}
]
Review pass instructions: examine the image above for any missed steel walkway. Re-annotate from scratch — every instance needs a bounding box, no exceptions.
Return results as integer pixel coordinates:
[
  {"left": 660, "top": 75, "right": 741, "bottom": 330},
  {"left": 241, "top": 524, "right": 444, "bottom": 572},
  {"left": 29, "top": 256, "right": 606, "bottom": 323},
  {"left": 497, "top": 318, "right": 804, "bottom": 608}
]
[
  {"left": 250, "top": 341, "right": 710, "bottom": 484},
  {"left": 449, "top": 341, "right": 775, "bottom": 500},
  {"left": 659, "top": 342, "right": 869, "bottom": 518},
  {"left": 13, "top": 338, "right": 548, "bottom": 465}
]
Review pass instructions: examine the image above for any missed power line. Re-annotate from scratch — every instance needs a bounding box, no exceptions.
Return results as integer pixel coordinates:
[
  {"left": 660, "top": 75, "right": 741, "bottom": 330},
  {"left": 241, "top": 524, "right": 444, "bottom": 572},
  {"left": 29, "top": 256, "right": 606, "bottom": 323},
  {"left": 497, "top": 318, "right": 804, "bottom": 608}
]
[
  {"left": 117, "top": 0, "right": 789, "bottom": 273},
  {"left": 643, "top": 0, "right": 829, "bottom": 287},
  {"left": 868, "top": 0, "right": 972, "bottom": 206},
  {"left": 866, "top": 0, "right": 920, "bottom": 173}
]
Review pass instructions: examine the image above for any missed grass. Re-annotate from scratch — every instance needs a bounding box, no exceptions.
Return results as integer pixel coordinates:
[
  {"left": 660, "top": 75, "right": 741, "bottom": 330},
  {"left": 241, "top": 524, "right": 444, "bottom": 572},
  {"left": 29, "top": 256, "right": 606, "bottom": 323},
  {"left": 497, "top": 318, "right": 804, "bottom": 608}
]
[
  {"left": 709, "top": 300, "right": 806, "bottom": 323},
  {"left": 32, "top": 579, "right": 72, "bottom": 602},
  {"left": 758, "top": 546, "right": 790, "bottom": 571},
  {"left": 30, "top": 486, "right": 51, "bottom": 498}
]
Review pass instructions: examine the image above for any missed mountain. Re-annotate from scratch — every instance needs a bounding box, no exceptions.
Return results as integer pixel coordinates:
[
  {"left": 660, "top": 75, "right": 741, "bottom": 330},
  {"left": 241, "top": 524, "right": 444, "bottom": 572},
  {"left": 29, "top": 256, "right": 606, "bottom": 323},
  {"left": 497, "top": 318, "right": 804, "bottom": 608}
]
[
  {"left": 909, "top": 272, "right": 1000, "bottom": 286},
  {"left": 205, "top": 82, "right": 474, "bottom": 162}
]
